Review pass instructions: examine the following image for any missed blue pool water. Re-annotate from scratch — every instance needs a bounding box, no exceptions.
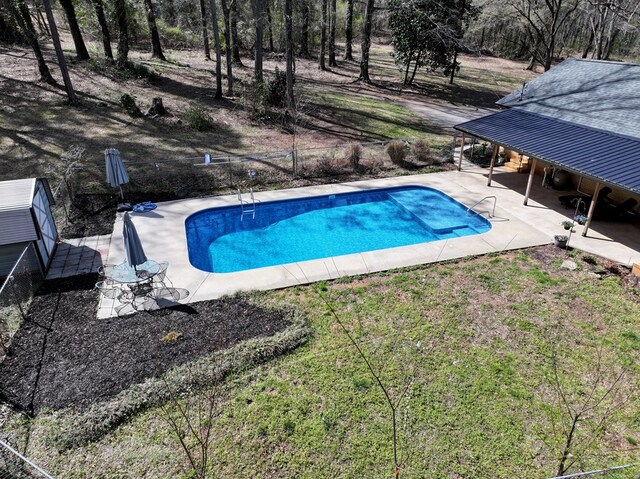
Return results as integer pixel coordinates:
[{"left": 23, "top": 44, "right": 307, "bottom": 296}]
[{"left": 185, "top": 186, "right": 491, "bottom": 273}]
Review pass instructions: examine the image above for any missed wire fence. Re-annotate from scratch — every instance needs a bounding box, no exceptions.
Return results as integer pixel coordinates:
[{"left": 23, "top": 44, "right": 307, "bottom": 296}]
[
  {"left": 0, "top": 440, "right": 55, "bottom": 479},
  {"left": 49, "top": 139, "right": 452, "bottom": 235},
  {"left": 0, "top": 243, "right": 44, "bottom": 362}
]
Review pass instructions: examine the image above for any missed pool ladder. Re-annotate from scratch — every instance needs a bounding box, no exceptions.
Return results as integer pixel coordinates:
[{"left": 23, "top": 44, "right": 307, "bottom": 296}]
[
  {"left": 466, "top": 195, "right": 497, "bottom": 218},
  {"left": 238, "top": 188, "right": 256, "bottom": 221}
]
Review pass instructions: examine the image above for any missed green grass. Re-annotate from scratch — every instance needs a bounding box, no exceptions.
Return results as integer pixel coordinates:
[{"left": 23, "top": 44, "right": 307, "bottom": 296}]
[
  {"left": 309, "top": 90, "right": 449, "bottom": 145},
  {"left": 7, "top": 249, "right": 640, "bottom": 478}
]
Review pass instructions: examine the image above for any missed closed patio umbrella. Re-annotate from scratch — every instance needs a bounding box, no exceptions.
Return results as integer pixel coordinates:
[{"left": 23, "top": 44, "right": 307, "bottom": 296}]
[
  {"left": 123, "top": 212, "right": 147, "bottom": 269},
  {"left": 105, "top": 148, "right": 129, "bottom": 199}
]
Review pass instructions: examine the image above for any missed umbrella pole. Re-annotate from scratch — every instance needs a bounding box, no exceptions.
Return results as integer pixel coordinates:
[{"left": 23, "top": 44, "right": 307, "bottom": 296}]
[{"left": 119, "top": 185, "right": 124, "bottom": 200}]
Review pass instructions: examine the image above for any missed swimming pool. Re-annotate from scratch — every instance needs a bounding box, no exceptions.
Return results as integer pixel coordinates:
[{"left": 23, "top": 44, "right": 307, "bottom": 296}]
[{"left": 185, "top": 186, "right": 491, "bottom": 273}]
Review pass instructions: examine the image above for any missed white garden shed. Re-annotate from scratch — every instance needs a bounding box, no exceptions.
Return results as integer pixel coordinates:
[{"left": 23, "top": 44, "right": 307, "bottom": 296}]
[{"left": 0, "top": 178, "right": 58, "bottom": 278}]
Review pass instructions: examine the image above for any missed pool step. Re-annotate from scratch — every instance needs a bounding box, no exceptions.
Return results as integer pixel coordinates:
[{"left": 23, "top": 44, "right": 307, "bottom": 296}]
[{"left": 388, "top": 191, "right": 471, "bottom": 235}]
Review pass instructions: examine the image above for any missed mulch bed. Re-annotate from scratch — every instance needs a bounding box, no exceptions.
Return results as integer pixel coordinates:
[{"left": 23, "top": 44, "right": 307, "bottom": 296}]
[{"left": 0, "top": 274, "right": 290, "bottom": 413}]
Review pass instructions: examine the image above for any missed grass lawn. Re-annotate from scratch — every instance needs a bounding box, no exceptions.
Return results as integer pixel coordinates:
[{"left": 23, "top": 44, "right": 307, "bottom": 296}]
[{"left": 6, "top": 246, "right": 639, "bottom": 478}]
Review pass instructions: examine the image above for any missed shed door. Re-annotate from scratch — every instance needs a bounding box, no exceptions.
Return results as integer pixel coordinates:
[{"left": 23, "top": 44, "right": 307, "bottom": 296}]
[{"left": 33, "top": 182, "right": 58, "bottom": 265}]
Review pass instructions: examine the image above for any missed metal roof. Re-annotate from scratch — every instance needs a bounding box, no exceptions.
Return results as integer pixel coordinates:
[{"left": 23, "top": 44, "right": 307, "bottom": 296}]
[
  {"left": 0, "top": 178, "right": 36, "bottom": 212},
  {"left": 497, "top": 58, "right": 640, "bottom": 139},
  {"left": 454, "top": 109, "right": 640, "bottom": 195}
]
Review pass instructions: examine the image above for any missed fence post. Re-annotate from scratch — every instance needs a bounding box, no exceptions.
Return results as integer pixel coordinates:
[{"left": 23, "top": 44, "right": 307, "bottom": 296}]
[
  {"left": 227, "top": 157, "right": 233, "bottom": 185},
  {"left": 291, "top": 149, "right": 297, "bottom": 176}
]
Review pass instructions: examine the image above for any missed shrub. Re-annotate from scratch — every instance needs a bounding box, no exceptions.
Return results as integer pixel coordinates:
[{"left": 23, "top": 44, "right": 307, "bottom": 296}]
[
  {"left": 386, "top": 140, "right": 406, "bottom": 164},
  {"left": 157, "top": 19, "right": 200, "bottom": 49},
  {"left": 314, "top": 154, "right": 343, "bottom": 176},
  {"left": 345, "top": 143, "right": 362, "bottom": 169},
  {"left": 183, "top": 105, "right": 214, "bottom": 131},
  {"left": 411, "top": 139, "right": 431, "bottom": 163},
  {"left": 265, "top": 67, "right": 293, "bottom": 107},
  {"left": 120, "top": 94, "right": 143, "bottom": 117}
]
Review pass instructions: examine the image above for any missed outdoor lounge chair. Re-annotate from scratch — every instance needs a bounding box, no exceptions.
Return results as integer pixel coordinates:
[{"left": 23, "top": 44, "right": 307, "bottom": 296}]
[
  {"left": 558, "top": 187, "right": 613, "bottom": 211},
  {"left": 594, "top": 197, "right": 639, "bottom": 222}
]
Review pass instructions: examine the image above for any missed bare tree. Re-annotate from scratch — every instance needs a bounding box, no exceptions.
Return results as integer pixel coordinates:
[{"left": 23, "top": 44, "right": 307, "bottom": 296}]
[
  {"left": 284, "top": 0, "right": 294, "bottom": 109},
  {"left": 58, "top": 0, "right": 90, "bottom": 59},
  {"left": 319, "top": 0, "right": 327, "bottom": 70},
  {"left": 359, "top": 0, "right": 375, "bottom": 81},
  {"left": 220, "top": 0, "right": 234, "bottom": 95},
  {"left": 344, "top": 0, "right": 354, "bottom": 60},
  {"left": 199, "top": 0, "right": 211, "bottom": 59},
  {"left": 143, "top": 0, "right": 166, "bottom": 60},
  {"left": 230, "top": 0, "right": 242, "bottom": 64},
  {"left": 300, "top": 0, "right": 310, "bottom": 57},
  {"left": 209, "top": 0, "right": 223, "bottom": 98},
  {"left": 266, "top": 0, "right": 274, "bottom": 51},
  {"left": 328, "top": 0, "right": 337, "bottom": 66},
  {"left": 158, "top": 378, "right": 225, "bottom": 479},
  {"left": 8, "top": 0, "right": 54, "bottom": 83},
  {"left": 91, "top": 0, "right": 113, "bottom": 59},
  {"left": 320, "top": 294, "right": 452, "bottom": 478},
  {"left": 511, "top": 0, "right": 580, "bottom": 71},
  {"left": 537, "top": 325, "right": 638, "bottom": 477},
  {"left": 581, "top": 0, "right": 640, "bottom": 60},
  {"left": 253, "top": 0, "right": 265, "bottom": 82},
  {"left": 42, "top": 0, "right": 78, "bottom": 104},
  {"left": 114, "top": 0, "right": 129, "bottom": 67}
]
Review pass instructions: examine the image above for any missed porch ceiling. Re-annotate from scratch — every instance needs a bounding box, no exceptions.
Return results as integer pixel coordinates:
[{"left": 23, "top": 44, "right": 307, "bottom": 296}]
[{"left": 454, "top": 109, "right": 640, "bottom": 195}]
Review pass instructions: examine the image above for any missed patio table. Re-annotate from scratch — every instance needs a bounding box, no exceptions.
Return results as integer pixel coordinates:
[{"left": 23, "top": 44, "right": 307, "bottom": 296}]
[{"left": 108, "top": 260, "right": 161, "bottom": 284}]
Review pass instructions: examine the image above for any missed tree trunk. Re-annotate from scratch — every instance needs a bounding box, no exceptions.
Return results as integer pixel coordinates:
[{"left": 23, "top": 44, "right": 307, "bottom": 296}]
[
  {"left": 143, "top": 0, "right": 166, "bottom": 60},
  {"left": 91, "top": 0, "right": 113, "bottom": 59},
  {"left": 319, "top": 0, "right": 327, "bottom": 70},
  {"left": 343, "top": 0, "right": 353, "bottom": 60},
  {"left": 408, "top": 50, "right": 420, "bottom": 85},
  {"left": 359, "top": 0, "right": 375, "bottom": 82},
  {"left": 0, "top": 11, "right": 25, "bottom": 43},
  {"left": 284, "top": 0, "right": 294, "bottom": 109},
  {"left": 208, "top": 0, "right": 223, "bottom": 98},
  {"left": 199, "top": 0, "right": 211, "bottom": 59},
  {"left": 403, "top": 51, "right": 412, "bottom": 84},
  {"left": 328, "top": 0, "right": 336, "bottom": 66},
  {"left": 449, "top": 48, "right": 458, "bottom": 84},
  {"left": 253, "top": 0, "right": 265, "bottom": 82},
  {"left": 266, "top": 0, "right": 274, "bottom": 52},
  {"left": 114, "top": 0, "right": 129, "bottom": 67},
  {"left": 58, "top": 0, "right": 90, "bottom": 60},
  {"left": 11, "top": 0, "right": 54, "bottom": 83},
  {"left": 299, "top": 0, "right": 309, "bottom": 57},
  {"left": 42, "top": 0, "right": 77, "bottom": 103},
  {"left": 220, "top": 0, "right": 234, "bottom": 95},
  {"left": 581, "top": 29, "right": 594, "bottom": 58},
  {"left": 230, "top": 0, "right": 242, "bottom": 64}
]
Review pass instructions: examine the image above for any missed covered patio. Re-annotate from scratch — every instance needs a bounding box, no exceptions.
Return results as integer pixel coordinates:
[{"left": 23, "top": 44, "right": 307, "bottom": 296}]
[{"left": 455, "top": 108, "right": 640, "bottom": 238}]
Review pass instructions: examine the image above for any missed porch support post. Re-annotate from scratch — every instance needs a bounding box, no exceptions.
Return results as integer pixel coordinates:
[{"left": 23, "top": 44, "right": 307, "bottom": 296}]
[
  {"left": 487, "top": 144, "right": 499, "bottom": 186},
  {"left": 457, "top": 133, "right": 466, "bottom": 171},
  {"left": 523, "top": 158, "right": 537, "bottom": 205},
  {"left": 582, "top": 182, "right": 601, "bottom": 237}
]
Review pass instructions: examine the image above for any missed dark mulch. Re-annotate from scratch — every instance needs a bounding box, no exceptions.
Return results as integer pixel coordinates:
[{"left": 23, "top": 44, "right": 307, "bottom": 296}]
[
  {"left": 61, "top": 192, "right": 182, "bottom": 238},
  {"left": 0, "top": 275, "right": 290, "bottom": 413}
]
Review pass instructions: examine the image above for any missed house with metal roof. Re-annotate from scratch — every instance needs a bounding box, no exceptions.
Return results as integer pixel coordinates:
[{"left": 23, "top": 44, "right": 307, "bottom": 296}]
[
  {"left": 0, "top": 178, "right": 58, "bottom": 279},
  {"left": 454, "top": 58, "right": 640, "bottom": 236}
]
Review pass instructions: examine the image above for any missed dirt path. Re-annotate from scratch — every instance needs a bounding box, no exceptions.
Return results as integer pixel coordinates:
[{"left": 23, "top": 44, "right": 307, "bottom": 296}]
[{"left": 398, "top": 97, "right": 497, "bottom": 129}]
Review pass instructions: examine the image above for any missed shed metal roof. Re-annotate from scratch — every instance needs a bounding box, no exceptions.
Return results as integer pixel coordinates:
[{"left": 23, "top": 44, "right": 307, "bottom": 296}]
[
  {"left": 0, "top": 178, "right": 36, "bottom": 213},
  {"left": 454, "top": 109, "right": 640, "bottom": 195},
  {"left": 497, "top": 58, "right": 640, "bottom": 139}
]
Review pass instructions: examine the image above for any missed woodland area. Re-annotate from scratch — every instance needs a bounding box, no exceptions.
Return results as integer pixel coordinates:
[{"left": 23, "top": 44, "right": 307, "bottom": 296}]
[{"left": 1, "top": 0, "right": 639, "bottom": 106}]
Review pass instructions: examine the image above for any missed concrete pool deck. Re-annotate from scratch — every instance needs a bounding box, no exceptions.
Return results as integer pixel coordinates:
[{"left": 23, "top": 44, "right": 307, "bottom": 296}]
[{"left": 98, "top": 168, "right": 640, "bottom": 318}]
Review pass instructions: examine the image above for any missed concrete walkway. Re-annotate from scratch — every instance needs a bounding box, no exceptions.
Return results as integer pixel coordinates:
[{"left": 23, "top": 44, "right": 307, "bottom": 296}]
[{"left": 97, "top": 167, "right": 638, "bottom": 318}]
